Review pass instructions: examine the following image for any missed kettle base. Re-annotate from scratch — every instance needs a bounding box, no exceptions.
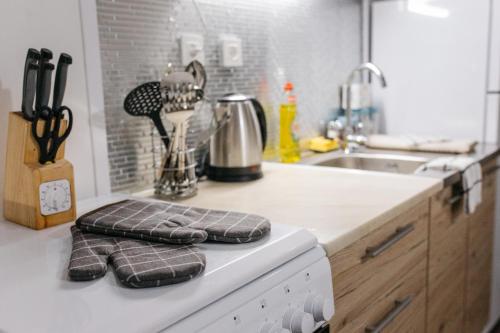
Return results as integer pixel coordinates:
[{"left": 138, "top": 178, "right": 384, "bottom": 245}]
[{"left": 207, "top": 165, "right": 263, "bottom": 182}]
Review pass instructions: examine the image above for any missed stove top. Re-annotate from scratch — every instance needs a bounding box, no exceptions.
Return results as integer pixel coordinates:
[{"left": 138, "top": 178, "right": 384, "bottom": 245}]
[{"left": 0, "top": 195, "right": 318, "bottom": 333}]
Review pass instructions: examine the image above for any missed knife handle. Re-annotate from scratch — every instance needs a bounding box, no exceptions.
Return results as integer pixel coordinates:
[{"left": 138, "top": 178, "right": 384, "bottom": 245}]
[
  {"left": 23, "top": 48, "right": 40, "bottom": 82},
  {"left": 22, "top": 63, "right": 39, "bottom": 120},
  {"left": 36, "top": 48, "right": 53, "bottom": 111},
  {"left": 22, "top": 48, "right": 40, "bottom": 120},
  {"left": 52, "top": 53, "right": 72, "bottom": 111},
  {"left": 38, "top": 63, "right": 54, "bottom": 114}
]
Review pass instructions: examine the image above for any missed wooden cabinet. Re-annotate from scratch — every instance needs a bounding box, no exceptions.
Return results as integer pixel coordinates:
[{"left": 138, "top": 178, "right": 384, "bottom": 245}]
[
  {"left": 427, "top": 186, "right": 468, "bottom": 333},
  {"left": 329, "top": 200, "right": 429, "bottom": 332},
  {"left": 426, "top": 159, "right": 497, "bottom": 333},
  {"left": 328, "top": 159, "right": 497, "bottom": 333},
  {"left": 464, "top": 159, "right": 497, "bottom": 333}
]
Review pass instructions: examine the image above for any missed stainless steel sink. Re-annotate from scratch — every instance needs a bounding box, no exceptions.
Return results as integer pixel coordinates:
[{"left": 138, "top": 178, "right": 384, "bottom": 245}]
[{"left": 314, "top": 153, "right": 429, "bottom": 174}]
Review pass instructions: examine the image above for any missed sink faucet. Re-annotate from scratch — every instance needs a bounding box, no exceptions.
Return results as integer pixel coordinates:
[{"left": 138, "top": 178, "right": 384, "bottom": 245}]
[{"left": 341, "top": 62, "right": 387, "bottom": 153}]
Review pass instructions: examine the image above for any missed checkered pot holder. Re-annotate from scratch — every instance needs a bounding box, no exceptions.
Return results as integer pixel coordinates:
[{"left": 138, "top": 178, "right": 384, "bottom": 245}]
[
  {"left": 68, "top": 226, "right": 206, "bottom": 288},
  {"left": 76, "top": 200, "right": 271, "bottom": 244}
]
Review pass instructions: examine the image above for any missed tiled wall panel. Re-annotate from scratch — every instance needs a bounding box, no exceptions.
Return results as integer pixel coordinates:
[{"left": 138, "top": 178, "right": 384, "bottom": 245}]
[{"left": 97, "top": 0, "right": 361, "bottom": 192}]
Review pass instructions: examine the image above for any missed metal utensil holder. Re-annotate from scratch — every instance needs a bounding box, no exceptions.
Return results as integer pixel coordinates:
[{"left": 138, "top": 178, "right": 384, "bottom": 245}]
[
  {"left": 153, "top": 70, "right": 201, "bottom": 200},
  {"left": 151, "top": 104, "right": 234, "bottom": 200},
  {"left": 154, "top": 145, "right": 197, "bottom": 200},
  {"left": 151, "top": 62, "right": 232, "bottom": 199}
]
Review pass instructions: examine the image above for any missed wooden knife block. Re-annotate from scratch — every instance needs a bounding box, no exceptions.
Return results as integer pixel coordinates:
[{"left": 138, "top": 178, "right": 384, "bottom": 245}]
[{"left": 3, "top": 112, "right": 76, "bottom": 229}]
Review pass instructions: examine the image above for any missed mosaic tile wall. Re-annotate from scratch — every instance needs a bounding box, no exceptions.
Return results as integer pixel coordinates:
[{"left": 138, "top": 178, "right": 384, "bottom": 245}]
[{"left": 96, "top": 0, "right": 362, "bottom": 192}]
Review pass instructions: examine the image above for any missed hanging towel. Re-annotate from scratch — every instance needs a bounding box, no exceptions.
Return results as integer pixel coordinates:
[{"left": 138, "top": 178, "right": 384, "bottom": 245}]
[
  {"left": 415, "top": 156, "right": 482, "bottom": 214},
  {"left": 68, "top": 226, "right": 206, "bottom": 288},
  {"left": 76, "top": 199, "right": 271, "bottom": 245},
  {"left": 366, "top": 134, "right": 477, "bottom": 154}
]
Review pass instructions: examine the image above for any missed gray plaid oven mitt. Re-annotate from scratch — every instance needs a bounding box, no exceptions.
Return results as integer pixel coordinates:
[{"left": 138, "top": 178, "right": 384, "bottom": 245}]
[
  {"left": 68, "top": 226, "right": 205, "bottom": 288},
  {"left": 76, "top": 200, "right": 271, "bottom": 244}
]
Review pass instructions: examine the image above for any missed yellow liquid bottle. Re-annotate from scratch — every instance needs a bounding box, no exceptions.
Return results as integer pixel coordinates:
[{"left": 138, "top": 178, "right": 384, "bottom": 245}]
[{"left": 280, "top": 82, "right": 301, "bottom": 163}]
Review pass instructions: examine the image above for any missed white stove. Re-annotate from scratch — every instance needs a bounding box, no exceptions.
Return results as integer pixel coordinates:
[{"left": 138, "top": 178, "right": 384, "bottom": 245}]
[
  {"left": 0, "top": 196, "right": 334, "bottom": 333},
  {"left": 168, "top": 242, "right": 334, "bottom": 333}
]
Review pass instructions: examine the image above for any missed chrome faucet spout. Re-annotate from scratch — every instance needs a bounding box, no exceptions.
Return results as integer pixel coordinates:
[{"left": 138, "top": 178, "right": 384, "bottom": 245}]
[
  {"left": 346, "top": 62, "right": 387, "bottom": 87},
  {"left": 341, "top": 62, "right": 387, "bottom": 153}
]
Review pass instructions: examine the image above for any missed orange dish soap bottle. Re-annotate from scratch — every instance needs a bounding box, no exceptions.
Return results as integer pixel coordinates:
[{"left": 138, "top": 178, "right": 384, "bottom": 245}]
[{"left": 279, "top": 82, "right": 301, "bottom": 163}]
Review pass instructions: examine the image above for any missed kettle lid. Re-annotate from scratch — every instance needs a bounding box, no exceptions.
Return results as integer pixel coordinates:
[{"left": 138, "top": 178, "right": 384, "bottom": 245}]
[{"left": 217, "top": 93, "right": 250, "bottom": 103}]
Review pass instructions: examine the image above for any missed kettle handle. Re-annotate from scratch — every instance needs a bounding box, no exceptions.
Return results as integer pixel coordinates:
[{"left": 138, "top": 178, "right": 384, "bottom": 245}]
[{"left": 250, "top": 98, "right": 267, "bottom": 151}]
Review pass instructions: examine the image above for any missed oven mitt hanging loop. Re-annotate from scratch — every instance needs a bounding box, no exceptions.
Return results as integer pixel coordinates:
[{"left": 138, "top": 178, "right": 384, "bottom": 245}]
[
  {"left": 68, "top": 226, "right": 206, "bottom": 288},
  {"left": 76, "top": 200, "right": 271, "bottom": 244}
]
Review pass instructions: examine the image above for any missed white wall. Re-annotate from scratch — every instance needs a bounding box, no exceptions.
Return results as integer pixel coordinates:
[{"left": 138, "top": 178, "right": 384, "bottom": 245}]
[
  {"left": 0, "top": 0, "right": 110, "bottom": 214},
  {"left": 489, "top": 0, "right": 500, "bottom": 93},
  {"left": 372, "top": 0, "right": 490, "bottom": 141}
]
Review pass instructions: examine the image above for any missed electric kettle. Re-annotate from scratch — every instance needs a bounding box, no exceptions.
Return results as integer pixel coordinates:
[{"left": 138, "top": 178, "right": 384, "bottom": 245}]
[{"left": 207, "top": 94, "right": 267, "bottom": 182}]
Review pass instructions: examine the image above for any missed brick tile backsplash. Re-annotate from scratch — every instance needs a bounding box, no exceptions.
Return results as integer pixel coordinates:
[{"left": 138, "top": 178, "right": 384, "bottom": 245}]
[{"left": 96, "top": 0, "right": 361, "bottom": 192}]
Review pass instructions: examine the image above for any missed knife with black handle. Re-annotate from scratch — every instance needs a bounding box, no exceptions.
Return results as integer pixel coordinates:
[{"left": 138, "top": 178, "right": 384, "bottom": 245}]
[
  {"left": 36, "top": 48, "right": 53, "bottom": 117},
  {"left": 38, "top": 62, "right": 54, "bottom": 110},
  {"left": 52, "top": 53, "right": 72, "bottom": 111},
  {"left": 21, "top": 48, "right": 40, "bottom": 120},
  {"left": 49, "top": 53, "right": 73, "bottom": 160}
]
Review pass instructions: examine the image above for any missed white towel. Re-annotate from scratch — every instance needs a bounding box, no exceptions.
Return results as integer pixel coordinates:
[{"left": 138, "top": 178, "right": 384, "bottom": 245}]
[
  {"left": 366, "top": 134, "right": 477, "bottom": 154},
  {"left": 416, "top": 156, "right": 482, "bottom": 214}
]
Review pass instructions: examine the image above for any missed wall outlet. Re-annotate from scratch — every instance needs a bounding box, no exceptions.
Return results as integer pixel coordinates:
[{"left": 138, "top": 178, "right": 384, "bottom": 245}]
[
  {"left": 219, "top": 34, "right": 243, "bottom": 67},
  {"left": 180, "top": 33, "right": 205, "bottom": 66}
]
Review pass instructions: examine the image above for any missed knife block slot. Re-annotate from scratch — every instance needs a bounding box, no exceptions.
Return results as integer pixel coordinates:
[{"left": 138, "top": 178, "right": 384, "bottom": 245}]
[{"left": 3, "top": 112, "right": 76, "bottom": 229}]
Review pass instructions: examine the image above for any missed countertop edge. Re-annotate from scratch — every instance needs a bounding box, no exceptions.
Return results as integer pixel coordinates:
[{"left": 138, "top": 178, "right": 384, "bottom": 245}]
[
  {"left": 443, "top": 147, "right": 500, "bottom": 186},
  {"left": 320, "top": 180, "right": 443, "bottom": 257}
]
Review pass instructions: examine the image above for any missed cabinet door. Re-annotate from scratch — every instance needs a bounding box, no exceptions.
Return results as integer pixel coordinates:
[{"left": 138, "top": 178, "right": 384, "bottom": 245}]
[
  {"left": 464, "top": 160, "right": 497, "bottom": 333},
  {"left": 329, "top": 200, "right": 428, "bottom": 332},
  {"left": 427, "top": 186, "right": 467, "bottom": 333},
  {"left": 335, "top": 258, "right": 427, "bottom": 333}
]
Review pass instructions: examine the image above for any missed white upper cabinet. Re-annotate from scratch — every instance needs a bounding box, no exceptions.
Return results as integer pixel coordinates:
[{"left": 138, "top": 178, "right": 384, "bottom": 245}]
[
  {"left": 372, "top": 0, "right": 490, "bottom": 141},
  {"left": 489, "top": 1, "right": 500, "bottom": 92}
]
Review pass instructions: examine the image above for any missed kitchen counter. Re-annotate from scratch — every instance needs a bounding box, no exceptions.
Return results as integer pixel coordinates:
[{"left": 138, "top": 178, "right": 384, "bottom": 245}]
[{"left": 158, "top": 162, "right": 443, "bottom": 256}]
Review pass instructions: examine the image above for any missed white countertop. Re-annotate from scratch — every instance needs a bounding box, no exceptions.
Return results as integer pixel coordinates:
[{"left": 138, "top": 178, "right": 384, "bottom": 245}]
[{"left": 168, "top": 162, "right": 443, "bottom": 256}]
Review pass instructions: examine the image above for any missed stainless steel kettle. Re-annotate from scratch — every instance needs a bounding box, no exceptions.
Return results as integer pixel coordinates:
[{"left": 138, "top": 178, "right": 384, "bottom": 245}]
[{"left": 207, "top": 94, "right": 267, "bottom": 182}]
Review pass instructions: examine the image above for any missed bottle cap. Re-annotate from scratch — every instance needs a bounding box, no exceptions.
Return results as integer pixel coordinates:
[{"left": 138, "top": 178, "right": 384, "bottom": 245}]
[{"left": 284, "top": 82, "right": 294, "bottom": 91}]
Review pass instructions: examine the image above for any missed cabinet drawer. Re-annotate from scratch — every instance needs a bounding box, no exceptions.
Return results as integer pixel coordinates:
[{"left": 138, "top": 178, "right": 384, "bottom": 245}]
[
  {"left": 427, "top": 187, "right": 467, "bottom": 333},
  {"left": 332, "top": 253, "right": 427, "bottom": 332},
  {"left": 330, "top": 200, "right": 428, "bottom": 332}
]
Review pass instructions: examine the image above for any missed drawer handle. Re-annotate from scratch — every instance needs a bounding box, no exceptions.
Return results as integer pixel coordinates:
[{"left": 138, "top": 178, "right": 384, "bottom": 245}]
[
  {"left": 447, "top": 193, "right": 463, "bottom": 206},
  {"left": 365, "top": 296, "right": 413, "bottom": 333},
  {"left": 362, "top": 224, "right": 415, "bottom": 261}
]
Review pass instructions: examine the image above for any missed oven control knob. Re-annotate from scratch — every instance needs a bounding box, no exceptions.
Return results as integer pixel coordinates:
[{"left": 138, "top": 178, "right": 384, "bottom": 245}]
[
  {"left": 282, "top": 309, "right": 314, "bottom": 333},
  {"left": 260, "top": 322, "right": 290, "bottom": 333},
  {"left": 304, "top": 295, "right": 334, "bottom": 322}
]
